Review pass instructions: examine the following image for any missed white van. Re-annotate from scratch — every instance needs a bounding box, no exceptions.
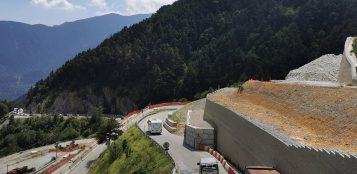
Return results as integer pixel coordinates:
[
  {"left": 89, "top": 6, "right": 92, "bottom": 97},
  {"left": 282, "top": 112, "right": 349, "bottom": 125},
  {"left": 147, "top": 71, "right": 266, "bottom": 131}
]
[
  {"left": 197, "top": 158, "right": 219, "bottom": 174},
  {"left": 147, "top": 119, "right": 163, "bottom": 134}
]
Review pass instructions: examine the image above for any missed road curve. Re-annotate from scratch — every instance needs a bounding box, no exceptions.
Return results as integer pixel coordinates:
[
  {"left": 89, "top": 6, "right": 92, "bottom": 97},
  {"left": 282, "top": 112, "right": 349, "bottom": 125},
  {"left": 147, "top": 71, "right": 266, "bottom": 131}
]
[
  {"left": 67, "top": 144, "right": 107, "bottom": 174},
  {"left": 137, "top": 110, "right": 228, "bottom": 174}
]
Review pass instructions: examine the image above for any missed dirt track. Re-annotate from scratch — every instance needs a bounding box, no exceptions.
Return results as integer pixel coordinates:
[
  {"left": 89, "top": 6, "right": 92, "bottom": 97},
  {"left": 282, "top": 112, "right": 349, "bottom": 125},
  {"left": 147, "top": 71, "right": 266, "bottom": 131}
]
[{"left": 210, "top": 80, "right": 357, "bottom": 153}]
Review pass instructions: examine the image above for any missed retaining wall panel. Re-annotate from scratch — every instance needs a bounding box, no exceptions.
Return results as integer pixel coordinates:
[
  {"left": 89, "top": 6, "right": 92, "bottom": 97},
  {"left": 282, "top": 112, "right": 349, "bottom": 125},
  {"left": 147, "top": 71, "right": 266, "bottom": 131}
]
[{"left": 204, "top": 99, "right": 357, "bottom": 174}]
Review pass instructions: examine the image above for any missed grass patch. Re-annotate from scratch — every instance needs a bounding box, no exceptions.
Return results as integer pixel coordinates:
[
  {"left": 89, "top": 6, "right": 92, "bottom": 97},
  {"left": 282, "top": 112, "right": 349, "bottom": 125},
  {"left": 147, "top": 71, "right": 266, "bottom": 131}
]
[
  {"left": 25, "top": 150, "right": 45, "bottom": 159},
  {"left": 352, "top": 38, "right": 357, "bottom": 56},
  {"left": 146, "top": 109, "right": 176, "bottom": 117},
  {"left": 170, "top": 101, "right": 197, "bottom": 124},
  {"left": 89, "top": 125, "right": 174, "bottom": 174}
]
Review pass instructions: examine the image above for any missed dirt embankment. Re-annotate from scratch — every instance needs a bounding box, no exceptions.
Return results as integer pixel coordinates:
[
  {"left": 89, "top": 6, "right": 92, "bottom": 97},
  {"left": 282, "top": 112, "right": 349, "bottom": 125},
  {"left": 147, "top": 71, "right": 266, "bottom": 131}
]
[{"left": 209, "top": 81, "right": 357, "bottom": 153}]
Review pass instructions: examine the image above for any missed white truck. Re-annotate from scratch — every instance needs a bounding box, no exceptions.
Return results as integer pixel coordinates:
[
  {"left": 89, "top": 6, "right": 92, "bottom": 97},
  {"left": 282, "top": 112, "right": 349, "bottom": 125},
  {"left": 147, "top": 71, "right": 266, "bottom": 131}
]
[
  {"left": 147, "top": 119, "right": 163, "bottom": 134},
  {"left": 197, "top": 158, "right": 219, "bottom": 174}
]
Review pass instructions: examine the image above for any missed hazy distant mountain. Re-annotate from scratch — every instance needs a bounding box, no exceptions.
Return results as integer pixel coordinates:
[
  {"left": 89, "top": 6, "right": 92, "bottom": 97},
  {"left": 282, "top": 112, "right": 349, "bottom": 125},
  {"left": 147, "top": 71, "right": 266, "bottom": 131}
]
[{"left": 0, "top": 13, "right": 150, "bottom": 100}]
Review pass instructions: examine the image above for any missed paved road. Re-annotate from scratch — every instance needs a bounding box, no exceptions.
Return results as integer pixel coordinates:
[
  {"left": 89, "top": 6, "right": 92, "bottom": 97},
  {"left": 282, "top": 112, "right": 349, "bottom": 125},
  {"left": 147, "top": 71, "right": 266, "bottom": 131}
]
[
  {"left": 138, "top": 111, "right": 228, "bottom": 174},
  {"left": 55, "top": 107, "right": 181, "bottom": 174},
  {"left": 0, "top": 139, "right": 93, "bottom": 174},
  {"left": 121, "top": 106, "right": 182, "bottom": 131},
  {"left": 68, "top": 144, "right": 106, "bottom": 174},
  {"left": 52, "top": 143, "right": 107, "bottom": 174}
]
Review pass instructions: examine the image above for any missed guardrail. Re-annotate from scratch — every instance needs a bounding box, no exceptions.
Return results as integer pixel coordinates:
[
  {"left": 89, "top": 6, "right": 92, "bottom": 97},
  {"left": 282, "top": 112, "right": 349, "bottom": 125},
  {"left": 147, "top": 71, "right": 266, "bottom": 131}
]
[
  {"left": 119, "top": 102, "right": 190, "bottom": 125},
  {"left": 207, "top": 147, "right": 239, "bottom": 174}
]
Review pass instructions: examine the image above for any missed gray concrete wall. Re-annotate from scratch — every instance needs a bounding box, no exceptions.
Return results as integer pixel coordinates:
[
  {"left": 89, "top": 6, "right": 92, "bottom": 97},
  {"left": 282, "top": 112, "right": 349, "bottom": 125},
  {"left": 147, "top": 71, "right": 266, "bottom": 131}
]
[
  {"left": 338, "top": 37, "right": 357, "bottom": 85},
  {"left": 185, "top": 125, "right": 214, "bottom": 149},
  {"left": 203, "top": 98, "right": 357, "bottom": 174},
  {"left": 163, "top": 118, "right": 177, "bottom": 133}
]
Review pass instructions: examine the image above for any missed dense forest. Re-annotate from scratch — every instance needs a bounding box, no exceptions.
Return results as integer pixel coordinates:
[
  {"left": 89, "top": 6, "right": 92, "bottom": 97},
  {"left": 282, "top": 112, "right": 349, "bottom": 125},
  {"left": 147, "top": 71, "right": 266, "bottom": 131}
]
[
  {"left": 0, "top": 100, "right": 15, "bottom": 121},
  {"left": 27, "top": 0, "right": 357, "bottom": 114},
  {"left": 353, "top": 38, "right": 357, "bottom": 55},
  {"left": 0, "top": 113, "right": 112, "bottom": 157}
]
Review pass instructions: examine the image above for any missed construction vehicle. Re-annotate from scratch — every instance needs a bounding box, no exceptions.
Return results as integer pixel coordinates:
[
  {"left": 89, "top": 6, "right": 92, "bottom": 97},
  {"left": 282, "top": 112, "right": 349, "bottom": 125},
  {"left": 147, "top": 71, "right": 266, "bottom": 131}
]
[
  {"left": 245, "top": 166, "right": 280, "bottom": 174},
  {"left": 197, "top": 158, "right": 219, "bottom": 174},
  {"left": 147, "top": 119, "right": 162, "bottom": 134}
]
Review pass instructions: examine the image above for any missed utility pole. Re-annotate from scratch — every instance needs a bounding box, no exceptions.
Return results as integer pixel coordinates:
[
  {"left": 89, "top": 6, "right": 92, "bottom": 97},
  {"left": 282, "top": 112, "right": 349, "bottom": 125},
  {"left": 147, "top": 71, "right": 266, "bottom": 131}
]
[{"left": 55, "top": 142, "right": 59, "bottom": 159}]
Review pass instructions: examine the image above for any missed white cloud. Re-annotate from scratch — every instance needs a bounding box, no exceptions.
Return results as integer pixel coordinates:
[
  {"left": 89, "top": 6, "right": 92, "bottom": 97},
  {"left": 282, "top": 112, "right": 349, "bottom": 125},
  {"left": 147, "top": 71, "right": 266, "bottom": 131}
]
[
  {"left": 122, "top": 0, "right": 176, "bottom": 15},
  {"left": 31, "top": 0, "right": 84, "bottom": 11},
  {"left": 90, "top": 0, "right": 108, "bottom": 10}
]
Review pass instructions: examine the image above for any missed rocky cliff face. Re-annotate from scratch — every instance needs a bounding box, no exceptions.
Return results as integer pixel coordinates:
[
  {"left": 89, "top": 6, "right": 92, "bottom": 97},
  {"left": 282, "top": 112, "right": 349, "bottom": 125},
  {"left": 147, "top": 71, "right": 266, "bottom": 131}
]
[{"left": 27, "top": 87, "right": 136, "bottom": 115}]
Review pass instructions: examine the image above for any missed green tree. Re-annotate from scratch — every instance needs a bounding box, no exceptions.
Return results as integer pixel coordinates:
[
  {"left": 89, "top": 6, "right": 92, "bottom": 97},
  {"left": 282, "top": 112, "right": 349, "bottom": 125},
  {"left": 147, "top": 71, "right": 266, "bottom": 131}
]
[
  {"left": 95, "top": 119, "right": 122, "bottom": 145},
  {"left": 0, "top": 103, "right": 9, "bottom": 117}
]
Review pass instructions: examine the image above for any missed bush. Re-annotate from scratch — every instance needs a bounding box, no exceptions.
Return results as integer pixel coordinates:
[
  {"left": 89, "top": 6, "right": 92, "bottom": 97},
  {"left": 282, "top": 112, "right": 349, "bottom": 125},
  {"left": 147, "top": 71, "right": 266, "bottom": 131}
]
[
  {"left": 0, "top": 115, "right": 107, "bottom": 157},
  {"left": 89, "top": 126, "right": 174, "bottom": 174},
  {"left": 352, "top": 38, "right": 357, "bottom": 55},
  {"left": 60, "top": 127, "right": 80, "bottom": 140}
]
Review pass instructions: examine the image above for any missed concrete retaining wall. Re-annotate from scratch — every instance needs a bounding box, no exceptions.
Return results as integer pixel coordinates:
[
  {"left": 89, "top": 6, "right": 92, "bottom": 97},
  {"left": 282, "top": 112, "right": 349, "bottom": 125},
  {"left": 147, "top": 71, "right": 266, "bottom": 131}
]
[
  {"left": 185, "top": 124, "right": 214, "bottom": 150},
  {"left": 338, "top": 37, "right": 357, "bottom": 85},
  {"left": 203, "top": 98, "right": 357, "bottom": 174},
  {"left": 164, "top": 118, "right": 177, "bottom": 133}
]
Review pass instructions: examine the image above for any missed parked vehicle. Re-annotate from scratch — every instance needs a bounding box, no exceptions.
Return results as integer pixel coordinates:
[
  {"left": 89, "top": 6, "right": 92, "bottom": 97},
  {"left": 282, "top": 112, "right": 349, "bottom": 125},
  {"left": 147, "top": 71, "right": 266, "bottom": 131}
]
[
  {"left": 197, "top": 158, "right": 219, "bottom": 174},
  {"left": 245, "top": 166, "right": 280, "bottom": 174},
  {"left": 147, "top": 119, "right": 163, "bottom": 134},
  {"left": 7, "top": 166, "right": 35, "bottom": 174}
]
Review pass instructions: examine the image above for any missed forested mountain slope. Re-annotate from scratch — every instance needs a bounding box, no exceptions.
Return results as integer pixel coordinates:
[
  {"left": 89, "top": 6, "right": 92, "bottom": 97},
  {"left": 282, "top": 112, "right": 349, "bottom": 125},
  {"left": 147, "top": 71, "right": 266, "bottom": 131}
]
[
  {"left": 27, "top": 0, "right": 357, "bottom": 114},
  {"left": 0, "top": 13, "right": 149, "bottom": 100}
]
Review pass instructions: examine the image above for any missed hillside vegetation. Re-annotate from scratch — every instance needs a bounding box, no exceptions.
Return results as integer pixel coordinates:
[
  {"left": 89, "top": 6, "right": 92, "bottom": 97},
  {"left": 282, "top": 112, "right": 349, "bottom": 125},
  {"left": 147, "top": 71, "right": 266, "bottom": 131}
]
[
  {"left": 89, "top": 126, "right": 174, "bottom": 174},
  {"left": 352, "top": 38, "right": 357, "bottom": 55},
  {"left": 0, "top": 14, "right": 149, "bottom": 100},
  {"left": 0, "top": 113, "right": 110, "bottom": 157},
  {"left": 27, "top": 0, "right": 357, "bottom": 114}
]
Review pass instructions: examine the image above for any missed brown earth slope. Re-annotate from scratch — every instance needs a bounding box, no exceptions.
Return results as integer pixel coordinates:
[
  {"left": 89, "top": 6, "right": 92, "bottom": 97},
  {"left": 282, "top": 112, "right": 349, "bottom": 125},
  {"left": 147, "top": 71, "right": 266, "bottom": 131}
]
[{"left": 209, "top": 80, "right": 357, "bottom": 153}]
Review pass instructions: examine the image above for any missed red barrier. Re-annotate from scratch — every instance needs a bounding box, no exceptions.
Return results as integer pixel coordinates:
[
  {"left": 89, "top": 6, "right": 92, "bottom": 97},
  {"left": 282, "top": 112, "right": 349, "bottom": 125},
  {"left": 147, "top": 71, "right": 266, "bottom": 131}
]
[
  {"left": 208, "top": 147, "right": 213, "bottom": 154},
  {"left": 42, "top": 154, "right": 76, "bottom": 174},
  {"left": 206, "top": 147, "right": 239, "bottom": 174},
  {"left": 145, "top": 102, "right": 190, "bottom": 109},
  {"left": 119, "top": 101, "right": 191, "bottom": 125},
  {"left": 215, "top": 152, "right": 221, "bottom": 159},
  {"left": 228, "top": 167, "right": 238, "bottom": 174}
]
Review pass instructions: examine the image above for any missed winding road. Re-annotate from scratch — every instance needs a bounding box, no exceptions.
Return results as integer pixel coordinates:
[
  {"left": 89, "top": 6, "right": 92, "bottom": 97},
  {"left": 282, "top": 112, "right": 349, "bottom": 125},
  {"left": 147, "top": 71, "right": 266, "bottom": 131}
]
[{"left": 137, "top": 110, "right": 227, "bottom": 174}]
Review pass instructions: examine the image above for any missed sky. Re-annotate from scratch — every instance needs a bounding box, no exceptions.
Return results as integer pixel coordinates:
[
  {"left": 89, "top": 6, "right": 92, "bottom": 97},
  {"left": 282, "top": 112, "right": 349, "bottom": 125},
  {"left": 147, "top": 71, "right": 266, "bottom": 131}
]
[{"left": 0, "top": 0, "right": 177, "bottom": 26}]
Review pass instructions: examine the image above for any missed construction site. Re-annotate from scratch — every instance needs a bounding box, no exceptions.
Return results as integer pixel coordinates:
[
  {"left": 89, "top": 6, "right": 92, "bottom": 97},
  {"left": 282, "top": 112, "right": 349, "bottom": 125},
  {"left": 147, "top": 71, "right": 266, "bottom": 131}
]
[
  {"left": 179, "top": 37, "right": 357, "bottom": 174},
  {"left": 210, "top": 80, "right": 357, "bottom": 153}
]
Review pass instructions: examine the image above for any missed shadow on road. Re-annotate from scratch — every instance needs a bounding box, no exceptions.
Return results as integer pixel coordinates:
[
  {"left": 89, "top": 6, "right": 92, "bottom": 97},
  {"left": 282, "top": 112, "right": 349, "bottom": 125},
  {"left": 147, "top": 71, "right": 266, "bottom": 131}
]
[
  {"left": 182, "top": 141, "right": 203, "bottom": 152},
  {"left": 145, "top": 131, "right": 162, "bottom": 136},
  {"left": 86, "top": 159, "right": 95, "bottom": 169}
]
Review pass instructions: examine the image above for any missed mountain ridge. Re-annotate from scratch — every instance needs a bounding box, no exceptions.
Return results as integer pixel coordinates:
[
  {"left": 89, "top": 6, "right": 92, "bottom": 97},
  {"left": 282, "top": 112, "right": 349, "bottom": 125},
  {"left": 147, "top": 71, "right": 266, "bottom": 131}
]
[
  {"left": 26, "top": 0, "right": 357, "bottom": 114},
  {"left": 0, "top": 13, "right": 150, "bottom": 100}
]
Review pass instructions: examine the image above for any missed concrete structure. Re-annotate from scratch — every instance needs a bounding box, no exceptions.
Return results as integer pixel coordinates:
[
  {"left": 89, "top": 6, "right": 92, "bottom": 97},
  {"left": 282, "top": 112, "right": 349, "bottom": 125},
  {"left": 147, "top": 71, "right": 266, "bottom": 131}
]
[
  {"left": 185, "top": 110, "right": 215, "bottom": 150},
  {"left": 203, "top": 98, "right": 357, "bottom": 174},
  {"left": 163, "top": 114, "right": 178, "bottom": 133},
  {"left": 338, "top": 37, "right": 357, "bottom": 85},
  {"left": 137, "top": 110, "right": 228, "bottom": 174}
]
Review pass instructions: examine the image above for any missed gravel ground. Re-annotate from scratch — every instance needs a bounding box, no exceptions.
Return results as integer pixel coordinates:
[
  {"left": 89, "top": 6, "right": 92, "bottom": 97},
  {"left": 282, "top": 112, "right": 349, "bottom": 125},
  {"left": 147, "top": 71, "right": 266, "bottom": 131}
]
[
  {"left": 209, "top": 81, "right": 357, "bottom": 154},
  {"left": 286, "top": 54, "right": 342, "bottom": 82}
]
